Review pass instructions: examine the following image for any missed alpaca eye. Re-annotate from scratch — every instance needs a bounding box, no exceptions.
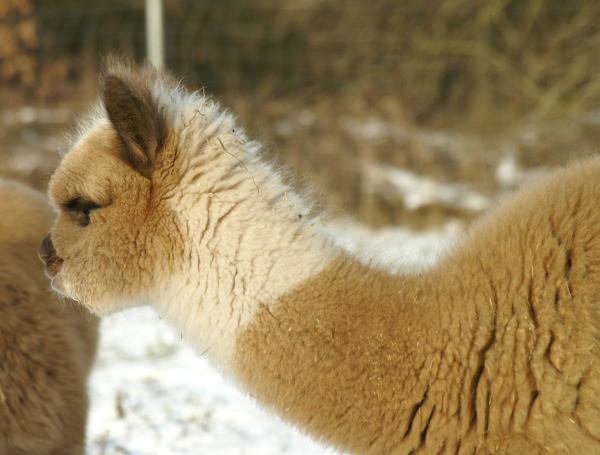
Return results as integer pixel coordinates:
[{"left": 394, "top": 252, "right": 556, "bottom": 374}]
[{"left": 63, "top": 198, "right": 100, "bottom": 227}]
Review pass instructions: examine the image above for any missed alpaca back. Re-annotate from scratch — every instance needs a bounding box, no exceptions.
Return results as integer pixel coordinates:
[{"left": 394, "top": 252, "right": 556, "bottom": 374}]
[{"left": 0, "top": 179, "right": 98, "bottom": 455}]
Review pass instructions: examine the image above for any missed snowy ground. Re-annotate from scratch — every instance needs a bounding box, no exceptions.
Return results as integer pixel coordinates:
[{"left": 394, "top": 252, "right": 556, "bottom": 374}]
[
  {"left": 88, "top": 308, "right": 331, "bottom": 455},
  {"left": 86, "top": 221, "right": 457, "bottom": 455}
]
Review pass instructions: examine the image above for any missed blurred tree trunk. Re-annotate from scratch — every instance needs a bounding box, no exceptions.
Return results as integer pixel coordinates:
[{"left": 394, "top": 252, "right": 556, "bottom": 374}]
[{"left": 0, "top": 0, "right": 39, "bottom": 90}]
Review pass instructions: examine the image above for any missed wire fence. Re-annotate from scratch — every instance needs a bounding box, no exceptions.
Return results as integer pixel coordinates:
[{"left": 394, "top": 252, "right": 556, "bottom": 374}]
[
  {"left": 2, "top": 0, "right": 600, "bottom": 228},
  {"left": 3, "top": 0, "right": 600, "bottom": 126}
]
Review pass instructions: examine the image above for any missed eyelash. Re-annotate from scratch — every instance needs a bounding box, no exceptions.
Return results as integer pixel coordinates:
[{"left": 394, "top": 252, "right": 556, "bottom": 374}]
[{"left": 63, "top": 198, "right": 101, "bottom": 226}]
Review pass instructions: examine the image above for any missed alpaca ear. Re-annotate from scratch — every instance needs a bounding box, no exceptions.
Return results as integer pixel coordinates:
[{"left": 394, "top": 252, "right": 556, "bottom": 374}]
[{"left": 102, "top": 75, "right": 164, "bottom": 178}]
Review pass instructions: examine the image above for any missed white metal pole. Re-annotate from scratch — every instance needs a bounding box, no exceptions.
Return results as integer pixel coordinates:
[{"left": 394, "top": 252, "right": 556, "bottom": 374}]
[{"left": 145, "top": 0, "right": 164, "bottom": 69}]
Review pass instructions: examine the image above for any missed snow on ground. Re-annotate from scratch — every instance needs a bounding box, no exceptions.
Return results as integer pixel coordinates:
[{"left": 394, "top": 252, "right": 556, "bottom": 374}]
[
  {"left": 87, "top": 221, "right": 456, "bottom": 455},
  {"left": 364, "top": 164, "right": 490, "bottom": 212},
  {"left": 88, "top": 308, "right": 332, "bottom": 455},
  {"left": 495, "top": 154, "right": 547, "bottom": 189}
]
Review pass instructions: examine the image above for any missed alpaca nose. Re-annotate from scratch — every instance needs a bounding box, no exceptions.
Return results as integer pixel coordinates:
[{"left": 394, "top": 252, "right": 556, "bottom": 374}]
[
  {"left": 39, "top": 234, "right": 55, "bottom": 264},
  {"left": 39, "top": 234, "right": 63, "bottom": 277}
]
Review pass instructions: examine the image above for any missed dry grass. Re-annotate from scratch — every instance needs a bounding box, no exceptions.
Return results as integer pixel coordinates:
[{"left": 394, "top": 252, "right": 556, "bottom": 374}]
[
  {"left": 5, "top": 0, "right": 600, "bottom": 126},
  {"left": 168, "top": 0, "right": 600, "bottom": 127}
]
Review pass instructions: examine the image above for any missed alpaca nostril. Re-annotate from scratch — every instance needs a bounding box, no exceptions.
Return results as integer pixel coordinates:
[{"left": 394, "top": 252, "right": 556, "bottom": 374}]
[
  {"left": 39, "top": 234, "right": 63, "bottom": 278},
  {"left": 39, "top": 234, "right": 55, "bottom": 263}
]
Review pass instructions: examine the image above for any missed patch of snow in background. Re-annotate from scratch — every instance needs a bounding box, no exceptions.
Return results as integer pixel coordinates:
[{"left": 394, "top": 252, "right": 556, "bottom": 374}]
[
  {"left": 342, "top": 118, "right": 410, "bottom": 144},
  {"left": 341, "top": 118, "right": 477, "bottom": 160},
  {"left": 365, "top": 164, "right": 490, "bottom": 212},
  {"left": 495, "top": 153, "right": 546, "bottom": 189}
]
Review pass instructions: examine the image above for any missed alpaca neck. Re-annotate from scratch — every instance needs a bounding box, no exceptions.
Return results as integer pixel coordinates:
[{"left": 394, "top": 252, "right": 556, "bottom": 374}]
[
  {"left": 152, "top": 120, "right": 486, "bottom": 452},
  {"left": 233, "top": 257, "right": 462, "bottom": 452},
  {"left": 154, "top": 131, "right": 342, "bottom": 369}
]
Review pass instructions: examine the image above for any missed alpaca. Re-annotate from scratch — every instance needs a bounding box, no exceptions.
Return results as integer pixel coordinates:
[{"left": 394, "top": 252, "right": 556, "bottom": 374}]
[
  {"left": 41, "top": 60, "right": 600, "bottom": 453},
  {"left": 0, "top": 179, "right": 98, "bottom": 455}
]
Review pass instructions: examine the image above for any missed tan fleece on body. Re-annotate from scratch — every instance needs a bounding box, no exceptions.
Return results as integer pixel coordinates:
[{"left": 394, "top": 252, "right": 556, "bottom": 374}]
[
  {"left": 0, "top": 180, "right": 98, "bottom": 455},
  {"left": 235, "top": 160, "right": 600, "bottom": 454}
]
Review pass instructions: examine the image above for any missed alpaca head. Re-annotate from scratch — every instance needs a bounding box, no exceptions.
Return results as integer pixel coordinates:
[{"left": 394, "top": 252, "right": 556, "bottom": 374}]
[
  {"left": 41, "top": 60, "right": 192, "bottom": 315},
  {"left": 42, "top": 59, "right": 317, "bottom": 318}
]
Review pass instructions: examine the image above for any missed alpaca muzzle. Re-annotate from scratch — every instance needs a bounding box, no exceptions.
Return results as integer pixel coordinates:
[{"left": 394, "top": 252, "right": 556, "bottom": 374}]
[{"left": 39, "top": 234, "right": 64, "bottom": 278}]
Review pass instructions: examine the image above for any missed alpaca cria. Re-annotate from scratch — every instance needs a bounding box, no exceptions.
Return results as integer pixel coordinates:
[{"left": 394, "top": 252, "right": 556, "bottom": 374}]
[
  {"left": 42, "top": 60, "right": 600, "bottom": 453},
  {"left": 0, "top": 179, "right": 98, "bottom": 455}
]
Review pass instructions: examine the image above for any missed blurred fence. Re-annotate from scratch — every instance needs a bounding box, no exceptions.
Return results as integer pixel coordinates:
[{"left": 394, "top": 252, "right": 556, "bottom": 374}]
[
  {"left": 2, "top": 0, "right": 600, "bottom": 126},
  {"left": 1, "top": 0, "right": 600, "bottom": 228}
]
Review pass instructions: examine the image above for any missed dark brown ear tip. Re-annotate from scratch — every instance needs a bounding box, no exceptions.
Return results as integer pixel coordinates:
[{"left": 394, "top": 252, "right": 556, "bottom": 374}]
[
  {"left": 102, "top": 75, "right": 131, "bottom": 103},
  {"left": 99, "top": 61, "right": 165, "bottom": 178}
]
